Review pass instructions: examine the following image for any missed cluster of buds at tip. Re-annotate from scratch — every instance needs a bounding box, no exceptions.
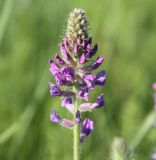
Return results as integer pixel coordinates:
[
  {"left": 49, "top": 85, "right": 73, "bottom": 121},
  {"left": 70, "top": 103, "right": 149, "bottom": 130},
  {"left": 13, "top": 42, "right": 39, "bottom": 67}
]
[{"left": 49, "top": 8, "right": 106, "bottom": 142}]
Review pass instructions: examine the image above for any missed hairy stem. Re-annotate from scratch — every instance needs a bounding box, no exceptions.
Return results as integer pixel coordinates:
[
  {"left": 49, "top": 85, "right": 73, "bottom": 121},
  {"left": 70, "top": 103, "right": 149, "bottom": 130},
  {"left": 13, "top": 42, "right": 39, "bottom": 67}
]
[{"left": 73, "top": 86, "right": 80, "bottom": 160}]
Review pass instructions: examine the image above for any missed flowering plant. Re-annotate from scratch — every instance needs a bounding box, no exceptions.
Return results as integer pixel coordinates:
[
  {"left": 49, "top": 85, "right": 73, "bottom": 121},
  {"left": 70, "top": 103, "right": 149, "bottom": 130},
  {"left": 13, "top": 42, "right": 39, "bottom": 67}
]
[{"left": 49, "top": 8, "right": 106, "bottom": 159}]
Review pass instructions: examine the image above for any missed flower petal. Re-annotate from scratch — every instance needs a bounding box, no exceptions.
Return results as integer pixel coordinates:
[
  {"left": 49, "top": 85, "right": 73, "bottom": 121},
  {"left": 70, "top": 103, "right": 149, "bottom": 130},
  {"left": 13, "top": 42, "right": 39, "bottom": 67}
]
[
  {"left": 50, "top": 108, "right": 61, "bottom": 123},
  {"left": 80, "top": 118, "right": 94, "bottom": 142},
  {"left": 49, "top": 82, "right": 62, "bottom": 96}
]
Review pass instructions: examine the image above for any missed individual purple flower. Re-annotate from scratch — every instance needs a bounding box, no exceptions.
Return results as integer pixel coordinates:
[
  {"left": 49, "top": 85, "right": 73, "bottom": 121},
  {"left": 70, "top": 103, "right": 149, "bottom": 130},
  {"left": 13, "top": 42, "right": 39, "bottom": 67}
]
[
  {"left": 79, "top": 94, "right": 105, "bottom": 111},
  {"left": 61, "top": 97, "right": 74, "bottom": 113},
  {"left": 91, "top": 94, "right": 105, "bottom": 109},
  {"left": 94, "top": 70, "right": 106, "bottom": 85},
  {"left": 62, "top": 67, "right": 75, "bottom": 82},
  {"left": 55, "top": 54, "right": 65, "bottom": 65},
  {"left": 84, "top": 56, "right": 104, "bottom": 71},
  {"left": 54, "top": 73, "right": 67, "bottom": 86},
  {"left": 49, "top": 60, "right": 60, "bottom": 75},
  {"left": 49, "top": 82, "right": 62, "bottom": 96},
  {"left": 50, "top": 108, "right": 61, "bottom": 123},
  {"left": 61, "top": 119, "right": 74, "bottom": 128},
  {"left": 79, "top": 53, "right": 86, "bottom": 64},
  {"left": 87, "top": 44, "right": 98, "bottom": 58},
  {"left": 61, "top": 97, "right": 73, "bottom": 107},
  {"left": 80, "top": 118, "right": 94, "bottom": 142},
  {"left": 60, "top": 43, "right": 74, "bottom": 64},
  {"left": 90, "top": 56, "right": 104, "bottom": 70},
  {"left": 79, "top": 87, "right": 89, "bottom": 101},
  {"left": 83, "top": 74, "right": 96, "bottom": 89},
  {"left": 75, "top": 110, "right": 81, "bottom": 124}
]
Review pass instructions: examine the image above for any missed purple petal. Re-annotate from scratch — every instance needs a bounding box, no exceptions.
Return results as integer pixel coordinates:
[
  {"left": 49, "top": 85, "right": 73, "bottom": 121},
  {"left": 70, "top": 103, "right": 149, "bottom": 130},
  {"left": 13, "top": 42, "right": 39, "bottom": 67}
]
[
  {"left": 49, "top": 82, "right": 62, "bottom": 96},
  {"left": 84, "top": 74, "right": 95, "bottom": 81},
  {"left": 55, "top": 54, "right": 65, "bottom": 65},
  {"left": 82, "top": 40, "right": 86, "bottom": 48},
  {"left": 61, "top": 97, "right": 73, "bottom": 107},
  {"left": 60, "top": 43, "right": 67, "bottom": 57},
  {"left": 75, "top": 110, "right": 81, "bottom": 124},
  {"left": 94, "top": 70, "right": 106, "bottom": 85},
  {"left": 84, "top": 74, "right": 96, "bottom": 89},
  {"left": 92, "top": 94, "right": 105, "bottom": 109},
  {"left": 61, "top": 119, "right": 74, "bottom": 128},
  {"left": 90, "top": 56, "right": 104, "bottom": 70},
  {"left": 87, "top": 43, "right": 91, "bottom": 53},
  {"left": 49, "top": 59, "right": 60, "bottom": 75},
  {"left": 74, "top": 42, "right": 78, "bottom": 54},
  {"left": 50, "top": 108, "right": 61, "bottom": 123},
  {"left": 88, "top": 44, "right": 98, "bottom": 58},
  {"left": 60, "top": 43, "right": 75, "bottom": 64},
  {"left": 80, "top": 118, "right": 94, "bottom": 142},
  {"left": 83, "top": 56, "right": 104, "bottom": 71},
  {"left": 77, "top": 36, "right": 81, "bottom": 44},
  {"left": 54, "top": 73, "right": 67, "bottom": 86},
  {"left": 79, "top": 103, "right": 92, "bottom": 111},
  {"left": 62, "top": 67, "right": 75, "bottom": 82},
  {"left": 79, "top": 87, "right": 89, "bottom": 101},
  {"left": 79, "top": 53, "right": 86, "bottom": 64},
  {"left": 61, "top": 97, "right": 74, "bottom": 113}
]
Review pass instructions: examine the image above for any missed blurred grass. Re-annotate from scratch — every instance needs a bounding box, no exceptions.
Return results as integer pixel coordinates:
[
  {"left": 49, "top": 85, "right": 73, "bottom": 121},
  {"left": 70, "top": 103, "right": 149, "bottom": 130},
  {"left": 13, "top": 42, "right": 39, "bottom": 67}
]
[{"left": 0, "top": 0, "right": 156, "bottom": 160}]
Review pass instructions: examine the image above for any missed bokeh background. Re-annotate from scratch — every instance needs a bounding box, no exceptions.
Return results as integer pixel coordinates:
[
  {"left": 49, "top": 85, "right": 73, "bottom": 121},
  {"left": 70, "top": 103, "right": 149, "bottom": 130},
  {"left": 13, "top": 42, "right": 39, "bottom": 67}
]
[{"left": 0, "top": 0, "right": 156, "bottom": 159}]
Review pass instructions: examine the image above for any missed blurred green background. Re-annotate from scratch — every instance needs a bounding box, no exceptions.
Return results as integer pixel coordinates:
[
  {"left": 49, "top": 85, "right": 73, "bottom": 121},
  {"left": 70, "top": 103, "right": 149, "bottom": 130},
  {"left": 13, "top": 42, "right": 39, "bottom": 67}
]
[{"left": 0, "top": 0, "right": 156, "bottom": 159}]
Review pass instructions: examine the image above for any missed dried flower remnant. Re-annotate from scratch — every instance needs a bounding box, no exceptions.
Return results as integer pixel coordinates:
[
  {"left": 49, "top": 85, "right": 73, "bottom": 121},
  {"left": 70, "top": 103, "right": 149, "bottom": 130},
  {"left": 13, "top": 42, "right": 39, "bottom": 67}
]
[{"left": 48, "top": 8, "right": 106, "bottom": 159}]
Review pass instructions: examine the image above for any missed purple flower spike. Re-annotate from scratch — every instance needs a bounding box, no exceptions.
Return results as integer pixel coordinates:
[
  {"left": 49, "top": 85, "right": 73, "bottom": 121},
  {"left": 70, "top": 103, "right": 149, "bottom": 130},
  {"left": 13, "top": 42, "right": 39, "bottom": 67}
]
[
  {"left": 49, "top": 82, "right": 62, "bottom": 96},
  {"left": 94, "top": 70, "right": 106, "bottom": 85},
  {"left": 49, "top": 9, "right": 106, "bottom": 144},
  {"left": 80, "top": 118, "right": 94, "bottom": 142},
  {"left": 79, "top": 87, "right": 89, "bottom": 101},
  {"left": 50, "top": 108, "right": 61, "bottom": 123},
  {"left": 92, "top": 94, "right": 105, "bottom": 109},
  {"left": 55, "top": 54, "right": 65, "bottom": 65}
]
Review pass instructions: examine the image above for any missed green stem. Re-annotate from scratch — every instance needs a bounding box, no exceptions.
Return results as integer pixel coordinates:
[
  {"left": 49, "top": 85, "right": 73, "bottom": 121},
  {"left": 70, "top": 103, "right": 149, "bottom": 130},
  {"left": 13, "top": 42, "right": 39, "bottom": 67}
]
[{"left": 73, "top": 87, "right": 80, "bottom": 160}]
